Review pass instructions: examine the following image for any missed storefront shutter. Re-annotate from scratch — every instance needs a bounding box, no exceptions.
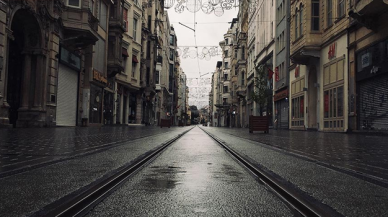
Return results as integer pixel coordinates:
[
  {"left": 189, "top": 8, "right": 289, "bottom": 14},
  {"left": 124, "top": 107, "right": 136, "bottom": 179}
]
[
  {"left": 57, "top": 64, "right": 78, "bottom": 126},
  {"left": 358, "top": 74, "right": 388, "bottom": 130}
]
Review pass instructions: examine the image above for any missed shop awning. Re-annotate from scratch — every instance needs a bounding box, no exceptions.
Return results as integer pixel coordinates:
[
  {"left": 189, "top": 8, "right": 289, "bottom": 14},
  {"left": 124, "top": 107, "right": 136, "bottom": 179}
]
[
  {"left": 122, "top": 48, "right": 129, "bottom": 57},
  {"left": 132, "top": 55, "right": 139, "bottom": 63}
]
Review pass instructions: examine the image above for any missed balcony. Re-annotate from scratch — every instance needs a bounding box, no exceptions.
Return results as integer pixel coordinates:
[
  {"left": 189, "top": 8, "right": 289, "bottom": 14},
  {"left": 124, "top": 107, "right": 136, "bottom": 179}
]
[
  {"left": 61, "top": 8, "right": 99, "bottom": 49},
  {"left": 349, "top": 0, "right": 388, "bottom": 30},
  {"left": 355, "top": 0, "right": 388, "bottom": 15},
  {"left": 107, "top": 35, "right": 124, "bottom": 77},
  {"left": 109, "top": 1, "right": 126, "bottom": 33}
]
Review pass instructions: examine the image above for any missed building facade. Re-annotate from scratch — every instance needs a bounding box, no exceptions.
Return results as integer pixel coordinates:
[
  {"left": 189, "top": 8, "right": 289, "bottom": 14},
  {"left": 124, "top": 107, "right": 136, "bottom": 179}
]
[
  {"left": 274, "top": 0, "right": 290, "bottom": 129},
  {"left": 289, "top": 0, "right": 349, "bottom": 132},
  {"left": 348, "top": 0, "right": 388, "bottom": 132}
]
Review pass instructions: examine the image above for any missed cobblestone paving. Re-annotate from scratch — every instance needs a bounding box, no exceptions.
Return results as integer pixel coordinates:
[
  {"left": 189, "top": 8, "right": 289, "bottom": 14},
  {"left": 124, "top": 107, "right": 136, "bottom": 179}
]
[
  {"left": 0, "top": 125, "right": 184, "bottom": 174},
  {"left": 203, "top": 127, "right": 388, "bottom": 182}
]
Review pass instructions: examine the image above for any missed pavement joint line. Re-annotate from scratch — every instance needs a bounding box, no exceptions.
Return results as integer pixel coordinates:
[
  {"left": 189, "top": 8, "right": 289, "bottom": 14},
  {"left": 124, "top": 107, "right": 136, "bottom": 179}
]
[
  {"left": 199, "top": 126, "right": 342, "bottom": 217},
  {"left": 207, "top": 128, "right": 388, "bottom": 188}
]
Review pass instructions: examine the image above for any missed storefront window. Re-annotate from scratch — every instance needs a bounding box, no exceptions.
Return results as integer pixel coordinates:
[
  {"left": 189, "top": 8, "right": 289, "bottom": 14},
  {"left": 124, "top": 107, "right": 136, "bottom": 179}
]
[
  {"left": 291, "top": 95, "right": 304, "bottom": 126},
  {"left": 324, "top": 86, "right": 344, "bottom": 129},
  {"left": 89, "top": 84, "right": 102, "bottom": 124}
]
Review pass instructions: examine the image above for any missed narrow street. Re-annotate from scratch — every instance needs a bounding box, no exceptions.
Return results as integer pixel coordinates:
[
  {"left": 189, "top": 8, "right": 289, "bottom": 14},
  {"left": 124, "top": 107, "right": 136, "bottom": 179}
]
[{"left": 0, "top": 125, "right": 387, "bottom": 216}]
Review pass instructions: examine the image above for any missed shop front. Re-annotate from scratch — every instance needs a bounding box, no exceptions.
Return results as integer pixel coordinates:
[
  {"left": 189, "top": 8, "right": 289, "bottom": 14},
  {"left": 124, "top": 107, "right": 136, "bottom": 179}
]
[
  {"left": 103, "top": 77, "right": 115, "bottom": 125},
  {"left": 274, "top": 88, "right": 289, "bottom": 129},
  {"left": 320, "top": 35, "right": 348, "bottom": 132},
  {"left": 289, "top": 64, "right": 306, "bottom": 129},
  {"left": 356, "top": 38, "right": 388, "bottom": 131},
  {"left": 89, "top": 70, "right": 107, "bottom": 125}
]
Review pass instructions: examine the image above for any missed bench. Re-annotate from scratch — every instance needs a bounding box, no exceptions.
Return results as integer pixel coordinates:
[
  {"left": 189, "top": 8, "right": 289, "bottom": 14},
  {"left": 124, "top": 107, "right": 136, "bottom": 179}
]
[
  {"left": 249, "top": 115, "right": 269, "bottom": 133},
  {"left": 160, "top": 118, "right": 171, "bottom": 128}
]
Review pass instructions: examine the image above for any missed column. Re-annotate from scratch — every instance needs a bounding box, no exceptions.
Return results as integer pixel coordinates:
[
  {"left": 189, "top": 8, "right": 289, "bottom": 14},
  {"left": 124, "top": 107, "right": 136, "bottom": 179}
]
[
  {"left": 33, "top": 54, "right": 44, "bottom": 110},
  {"left": 135, "top": 93, "right": 142, "bottom": 124},
  {"left": 124, "top": 95, "right": 129, "bottom": 124},
  {"left": 20, "top": 53, "right": 31, "bottom": 110},
  {"left": 119, "top": 93, "right": 123, "bottom": 124}
]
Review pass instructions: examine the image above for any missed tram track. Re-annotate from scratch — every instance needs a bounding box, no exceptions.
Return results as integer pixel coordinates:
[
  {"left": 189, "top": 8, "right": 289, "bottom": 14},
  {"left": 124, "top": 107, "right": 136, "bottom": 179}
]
[
  {"left": 199, "top": 126, "right": 342, "bottom": 217},
  {"left": 31, "top": 127, "right": 194, "bottom": 217},
  {"left": 32, "top": 125, "right": 341, "bottom": 217}
]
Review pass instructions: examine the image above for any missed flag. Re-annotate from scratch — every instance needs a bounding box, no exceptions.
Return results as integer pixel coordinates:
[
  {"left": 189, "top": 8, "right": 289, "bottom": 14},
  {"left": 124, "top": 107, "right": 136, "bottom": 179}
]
[{"left": 267, "top": 67, "right": 274, "bottom": 80}]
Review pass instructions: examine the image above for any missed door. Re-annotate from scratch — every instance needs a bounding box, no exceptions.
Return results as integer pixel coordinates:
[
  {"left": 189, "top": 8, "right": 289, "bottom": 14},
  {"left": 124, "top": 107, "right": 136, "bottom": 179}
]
[
  {"left": 56, "top": 64, "right": 78, "bottom": 126},
  {"left": 308, "top": 67, "right": 318, "bottom": 129}
]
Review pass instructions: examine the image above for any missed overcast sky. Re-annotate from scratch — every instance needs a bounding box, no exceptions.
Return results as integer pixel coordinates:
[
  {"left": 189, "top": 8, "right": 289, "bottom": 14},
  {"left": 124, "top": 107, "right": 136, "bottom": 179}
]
[{"left": 166, "top": 5, "right": 238, "bottom": 108}]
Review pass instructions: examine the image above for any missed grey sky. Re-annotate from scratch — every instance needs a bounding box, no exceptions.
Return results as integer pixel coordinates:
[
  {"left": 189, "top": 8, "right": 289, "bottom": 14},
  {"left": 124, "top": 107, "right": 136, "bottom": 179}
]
[{"left": 167, "top": 6, "right": 238, "bottom": 108}]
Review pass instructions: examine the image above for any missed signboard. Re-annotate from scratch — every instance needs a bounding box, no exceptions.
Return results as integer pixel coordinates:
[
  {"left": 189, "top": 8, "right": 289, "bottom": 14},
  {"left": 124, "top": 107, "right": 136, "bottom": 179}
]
[
  {"left": 275, "top": 67, "right": 279, "bottom": 82},
  {"left": 295, "top": 65, "right": 300, "bottom": 78},
  {"left": 361, "top": 52, "right": 370, "bottom": 68},
  {"left": 328, "top": 43, "right": 336, "bottom": 60},
  {"left": 60, "top": 47, "right": 81, "bottom": 71},
  {"left": 93, "top": 69, "right": 108, "bottom": 85},
  {"left": 274, "top": 89, "right": 288, "bottom": 101}
]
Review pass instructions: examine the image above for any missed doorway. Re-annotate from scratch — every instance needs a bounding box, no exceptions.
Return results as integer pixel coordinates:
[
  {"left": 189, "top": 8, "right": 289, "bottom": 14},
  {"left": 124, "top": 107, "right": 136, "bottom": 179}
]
[{"left": 308, "top": 67, "right": 318, "bottom": 129}]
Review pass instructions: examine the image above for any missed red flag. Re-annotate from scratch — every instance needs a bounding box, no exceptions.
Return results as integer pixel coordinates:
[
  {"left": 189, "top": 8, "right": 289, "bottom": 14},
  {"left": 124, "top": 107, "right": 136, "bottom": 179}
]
[{"left": 267, "top": 67, "right": 274, "bottom": 80}]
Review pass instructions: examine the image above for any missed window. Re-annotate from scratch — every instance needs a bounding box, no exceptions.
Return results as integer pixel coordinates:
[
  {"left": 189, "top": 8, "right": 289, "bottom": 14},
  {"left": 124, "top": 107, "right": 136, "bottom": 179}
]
[
  {"left": 224, "top": 62, "right": 229, "bottom": 69},
  {"left": 291, "top": 95, "right": 304, "bottom": 126},
  {"left": 299, "top": 5, "right": 303, "bottom": 37},
  {"left": 123, "top": 8, "right": 128, "bottom": 31},
  {"left": 169, "top": 48, "right": 174, "bottom": 60},
  {"left": 89, "top": 0, "right": 95, "bottom": 15},
  {"left": 99, "top": 0, "right": 108, "bottom": 30},
  {"left": 225, "top": 50, "right": 228, "bottom": 57},
  {"left": 67, "top": 0, "right": 81, "bottom": 7},
  {"left": 223, "top": 86, "right": 228, "bottom": 93},
  {"left": 148, "top": 15, "right": 151, "bottom": 30},
  {"left": 338, "top": 0, "right": 345, "bottom": 18},
  {"left": 169, "top": 64, "right": 174, "bottom": 76},
  {"left": 241, "top": 72, "right": 245, "bottom": 85},
  {"left": 241, "top": 46, "right": 245, "bottom": 59},
  {"left": 327, "top": 0, "right": 333, "bottom": 27},
  {"left": 224, "top": 74, "right": 228, "bottom": 81},
  {"left": 295, "top": 9, "right": 299, "bottom": 39},
  {"left": 133, "top": 18, "right": 138, "bottom": 41},
  {"left": 311, "top": 0, "right": 320, "bottom": 31},
  {"left": 234, "top": 49, "right": 238, "bottom": 58},
  {"left": 132, "top": 61, "right": 136, "bottom": 78},
  {"left": 169, "top": 35, "right": 174, "bottom": 45},
  {"left": 225, "top": 38, "right": 228, "bottom": 45}
]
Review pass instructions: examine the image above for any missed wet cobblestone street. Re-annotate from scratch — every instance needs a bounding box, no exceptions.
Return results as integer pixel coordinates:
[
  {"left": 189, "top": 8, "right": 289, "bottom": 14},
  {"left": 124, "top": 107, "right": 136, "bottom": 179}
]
[
  {"left": 203, "top": 127, "right": 388, "bottom": 182},
  {"left": 0, "top": 125, "right": 182, "bottom": 175}
]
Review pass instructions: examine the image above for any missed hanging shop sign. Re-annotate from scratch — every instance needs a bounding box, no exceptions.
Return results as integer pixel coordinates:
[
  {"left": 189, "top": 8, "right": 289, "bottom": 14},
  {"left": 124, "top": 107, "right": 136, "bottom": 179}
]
[
  {"left": 93, "top": 69, "right": 108, "bottom": 85},
  {"left": 59, "top": 47, "right": 81, "bottom": 71},
  {"left": 295, "top": 65, "right": 300, "bottom": 78},
  {"left": 328, "top": 42, "right": 336, "bottom": 60},
  {"left": 274, "top": 89, "right": 289, "bottom": 102},
  {"left": 275, "top": 67, "right": 279, "bottom": 82}
]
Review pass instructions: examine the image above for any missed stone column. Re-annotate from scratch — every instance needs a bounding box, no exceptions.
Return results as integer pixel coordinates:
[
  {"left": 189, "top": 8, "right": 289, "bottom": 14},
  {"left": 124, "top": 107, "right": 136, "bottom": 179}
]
[
  {"left": 124, "top": 95, "right": 129, "bottom": 124},
  {"left": 119, "top": 93, "right": 123, "bottom": 124},
  {"left": 20, "top": 53, "right": 31, "bottom": 110},
  {"left": 33, "top": 54, "right": 44, "bottom": 110},
  {"left": 135, "top": 93, "right": 142, "bottom": 124}
]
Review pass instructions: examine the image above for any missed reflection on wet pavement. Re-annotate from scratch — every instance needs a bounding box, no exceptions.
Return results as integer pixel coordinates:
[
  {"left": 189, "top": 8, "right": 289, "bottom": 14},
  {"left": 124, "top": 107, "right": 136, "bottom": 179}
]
[{"left": 87, "top": 127, "right": 292, "bottom": 216}]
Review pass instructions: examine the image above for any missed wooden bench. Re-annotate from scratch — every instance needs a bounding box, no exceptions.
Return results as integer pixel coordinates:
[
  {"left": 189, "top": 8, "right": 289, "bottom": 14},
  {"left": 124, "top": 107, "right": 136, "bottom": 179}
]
[
  {"left": 249, "top": 115, "right": 269, "bottom": 133},
  {"left": 160, "top": 118, "right": 171, "bottom": 128}
]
